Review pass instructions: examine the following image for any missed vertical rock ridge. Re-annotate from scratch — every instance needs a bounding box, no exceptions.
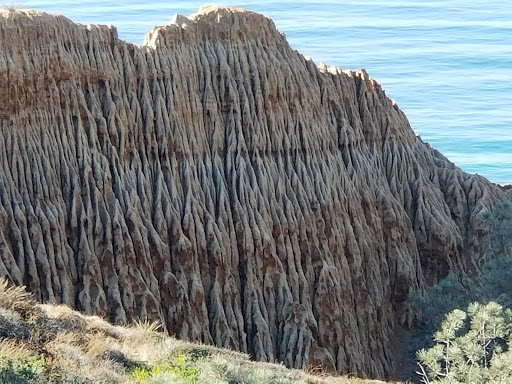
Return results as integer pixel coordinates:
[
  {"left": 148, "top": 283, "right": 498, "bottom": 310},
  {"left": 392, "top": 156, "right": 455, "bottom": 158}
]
[{"left": 0, "top": 7, "right": 510, "bottom": 378}]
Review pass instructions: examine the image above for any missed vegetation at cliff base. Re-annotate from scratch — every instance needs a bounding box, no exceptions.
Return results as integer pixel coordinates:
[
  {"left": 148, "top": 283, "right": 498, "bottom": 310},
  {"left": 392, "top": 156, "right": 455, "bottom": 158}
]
[
  {"left": 409, "top": 253, "right": 512, "bottom": 357},
  {"left": 412, "top": 200, "right": 512, "bottom": 383}
]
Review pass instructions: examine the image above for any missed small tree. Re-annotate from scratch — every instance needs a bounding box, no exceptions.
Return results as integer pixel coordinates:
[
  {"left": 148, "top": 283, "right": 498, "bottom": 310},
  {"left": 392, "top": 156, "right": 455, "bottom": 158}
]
[{"left": 416, "top": 301, "right": 512, "bottom": 384}]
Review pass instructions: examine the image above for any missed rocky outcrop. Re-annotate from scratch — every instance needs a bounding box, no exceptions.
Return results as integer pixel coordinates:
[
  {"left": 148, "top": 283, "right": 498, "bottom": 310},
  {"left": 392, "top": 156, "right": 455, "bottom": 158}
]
[{"left": 0, "top": 6, "right": 510, "bottom": 378}]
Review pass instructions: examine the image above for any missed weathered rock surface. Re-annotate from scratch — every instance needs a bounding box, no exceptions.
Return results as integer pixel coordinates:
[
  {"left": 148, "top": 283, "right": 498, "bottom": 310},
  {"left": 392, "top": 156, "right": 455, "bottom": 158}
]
[{"left": 0, "top": 6, "right": 510, "bottom": 378}]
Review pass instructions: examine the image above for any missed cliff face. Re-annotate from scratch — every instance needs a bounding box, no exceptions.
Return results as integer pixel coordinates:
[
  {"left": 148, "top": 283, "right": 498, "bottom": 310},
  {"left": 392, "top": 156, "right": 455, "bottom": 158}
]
[{"left": 0, "top": 6, "right": 510, "bottom": 378}]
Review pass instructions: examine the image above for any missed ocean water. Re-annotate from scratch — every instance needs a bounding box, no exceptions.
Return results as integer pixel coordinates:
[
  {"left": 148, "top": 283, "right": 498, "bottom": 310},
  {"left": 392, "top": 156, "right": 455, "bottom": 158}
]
[{"left": 20, "top": 0, "right": 512, "bottom": 185}]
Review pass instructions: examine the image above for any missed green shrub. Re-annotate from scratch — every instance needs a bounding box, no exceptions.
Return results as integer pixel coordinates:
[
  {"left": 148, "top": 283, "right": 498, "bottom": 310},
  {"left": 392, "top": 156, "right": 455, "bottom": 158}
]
[
  {"left": 0, "top": 356, "right": 46, "bottom": 383},
  {"left": 410, "top": 251, "right": 512, "bottom": 356},
  {"left": 409, "top": 199, "right": 512, "bottom": 380},
  {"left": 416, "top": 301, "right": 512, "bottom": 383},
  {"left": 168, "top": 352, "right": 200, "bottom": 382},
  {"left": 126, "top": 352, "right": 200, "bottom": 383}
]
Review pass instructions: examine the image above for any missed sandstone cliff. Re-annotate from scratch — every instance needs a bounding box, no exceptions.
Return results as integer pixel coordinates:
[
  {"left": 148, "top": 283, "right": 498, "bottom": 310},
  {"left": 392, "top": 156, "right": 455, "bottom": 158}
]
[{"left": 0, "top": 6, "right": 509, "bottom": 379}]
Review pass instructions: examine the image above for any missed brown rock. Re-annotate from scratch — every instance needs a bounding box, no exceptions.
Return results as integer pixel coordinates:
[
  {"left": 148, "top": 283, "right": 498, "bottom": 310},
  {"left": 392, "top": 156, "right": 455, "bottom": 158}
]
[{"left": 0, "top": 6, "right": 510, "bottom": 378}]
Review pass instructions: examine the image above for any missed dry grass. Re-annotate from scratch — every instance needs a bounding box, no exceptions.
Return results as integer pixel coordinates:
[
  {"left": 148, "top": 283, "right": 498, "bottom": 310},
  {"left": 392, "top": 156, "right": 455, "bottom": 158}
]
[
  {"left": 0, "top": 278, "right": 402, "bottom": 383},
  {"left": 0, "top": 338, "right": 34, "bottom": 360},
  {"left": 0, "top": 279, "right": 34, "bottom": 313}
]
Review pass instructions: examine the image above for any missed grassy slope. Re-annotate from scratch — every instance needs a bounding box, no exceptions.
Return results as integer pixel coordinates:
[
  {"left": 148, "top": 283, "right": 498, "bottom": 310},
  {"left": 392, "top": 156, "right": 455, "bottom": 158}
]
[{"left": 0, "top": 279, "right": 396, "bottom": 383}]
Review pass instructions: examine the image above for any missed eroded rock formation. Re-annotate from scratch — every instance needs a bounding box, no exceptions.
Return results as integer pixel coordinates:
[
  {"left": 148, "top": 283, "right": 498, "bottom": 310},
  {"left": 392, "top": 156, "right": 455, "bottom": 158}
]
[{"left": 0, "top": 6, "right": 510, "bottom": 378}]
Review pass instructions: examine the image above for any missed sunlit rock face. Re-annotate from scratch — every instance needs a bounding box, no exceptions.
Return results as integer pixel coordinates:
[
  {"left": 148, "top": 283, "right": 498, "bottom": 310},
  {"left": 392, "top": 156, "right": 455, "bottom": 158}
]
[{"left": 0, "top": 6, "right": 509, "bottom": 378}]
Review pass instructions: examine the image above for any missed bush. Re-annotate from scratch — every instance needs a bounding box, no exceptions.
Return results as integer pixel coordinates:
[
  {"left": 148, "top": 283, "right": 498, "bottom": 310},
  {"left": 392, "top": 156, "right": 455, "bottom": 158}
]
[
  {"left": 409, "top": 254, "right": 512, "bottom": 356},
  {"left": 0, "top": 356, "right": 46, "bottom": 384},
  {"left": 410, "top": 198, "right": 512, "bottom": 357},
  {"left": 126, "top": 352, "right": 200, "bottom": 383},
  {"left": 416, "top": 301, "right": 512, "bottom": 383},
  {"left": 409, "top": 199, "right": 512, "bottom": 381}
]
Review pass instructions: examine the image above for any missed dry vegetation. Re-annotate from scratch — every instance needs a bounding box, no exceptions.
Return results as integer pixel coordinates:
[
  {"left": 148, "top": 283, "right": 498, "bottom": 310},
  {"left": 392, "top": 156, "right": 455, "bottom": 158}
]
[{"left": 0, "top": 278, "right": 394, "bottom": 383}]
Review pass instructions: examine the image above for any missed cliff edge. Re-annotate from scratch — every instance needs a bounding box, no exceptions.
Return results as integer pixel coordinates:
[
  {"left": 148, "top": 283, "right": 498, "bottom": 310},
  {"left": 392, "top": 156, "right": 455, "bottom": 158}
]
[{"left": 0, "top": 6, "right": 510, "bottom": 378}]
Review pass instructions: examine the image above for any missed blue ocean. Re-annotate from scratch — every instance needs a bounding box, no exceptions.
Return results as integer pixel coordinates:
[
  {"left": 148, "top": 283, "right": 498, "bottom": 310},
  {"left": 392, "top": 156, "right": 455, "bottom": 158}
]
[{"left": 22, "top": 0, "right": 512, "bottom": 185}]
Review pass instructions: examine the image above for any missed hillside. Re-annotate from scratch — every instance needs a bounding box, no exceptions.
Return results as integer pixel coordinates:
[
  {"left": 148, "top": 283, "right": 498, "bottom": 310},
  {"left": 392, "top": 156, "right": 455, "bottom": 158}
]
[
  {"left": 0, "top": 278, "right": 395, "bottom": 383},
  {"left": 0, "top": 5, "right": 510, "bottom": 379}
]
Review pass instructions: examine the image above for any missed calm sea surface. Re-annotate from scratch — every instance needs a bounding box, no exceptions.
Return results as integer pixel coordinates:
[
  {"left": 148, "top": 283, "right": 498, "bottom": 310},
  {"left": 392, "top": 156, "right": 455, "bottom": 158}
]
[{"left": 21, "top": 1, "right": 512, "bottom": 185}]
